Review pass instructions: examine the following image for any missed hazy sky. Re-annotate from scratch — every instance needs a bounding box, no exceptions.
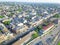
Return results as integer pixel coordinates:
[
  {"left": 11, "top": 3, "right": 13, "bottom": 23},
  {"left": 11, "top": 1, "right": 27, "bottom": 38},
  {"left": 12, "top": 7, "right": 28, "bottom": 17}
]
[{"left": 0, "top": 0, "right": 60, "bottom": 3}]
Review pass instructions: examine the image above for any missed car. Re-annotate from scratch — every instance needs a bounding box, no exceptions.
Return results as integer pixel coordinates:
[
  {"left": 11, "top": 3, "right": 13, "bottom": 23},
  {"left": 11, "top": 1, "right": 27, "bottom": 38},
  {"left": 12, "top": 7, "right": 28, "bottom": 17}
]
[
  {"left": 35, "top": 41, "right": 43, "bottom": 45},
  {"left": 0, "top": 25, "right": 4, "bottom": 30},
  {"left": 46, "top": 38, "right": 52, "bottom": 44}
]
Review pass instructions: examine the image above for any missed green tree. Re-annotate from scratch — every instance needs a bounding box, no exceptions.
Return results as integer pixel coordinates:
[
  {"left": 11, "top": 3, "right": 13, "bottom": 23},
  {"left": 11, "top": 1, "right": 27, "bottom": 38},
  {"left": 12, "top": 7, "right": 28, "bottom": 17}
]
[
  {"left": 32, "top": 32, "right": 38, "bottom": 39},
  {"left": 58, "top": 41, "right": 60, "bottom": 45},
  {"left": 3, "top": 21, "right": 11, "bottom": 25}
]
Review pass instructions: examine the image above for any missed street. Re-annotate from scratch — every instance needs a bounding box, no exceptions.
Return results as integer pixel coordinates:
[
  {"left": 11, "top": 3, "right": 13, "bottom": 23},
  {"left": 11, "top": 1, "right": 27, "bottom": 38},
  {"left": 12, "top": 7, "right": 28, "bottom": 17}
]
[{"left": 28, "top": 24, "right": 60, "bottom": 45}]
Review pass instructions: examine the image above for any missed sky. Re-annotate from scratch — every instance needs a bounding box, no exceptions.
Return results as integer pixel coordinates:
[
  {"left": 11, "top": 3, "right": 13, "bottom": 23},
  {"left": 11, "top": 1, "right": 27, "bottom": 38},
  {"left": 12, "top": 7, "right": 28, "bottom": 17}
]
[{"left": 0, "top": 0, "right": 60, "bottom": 3}]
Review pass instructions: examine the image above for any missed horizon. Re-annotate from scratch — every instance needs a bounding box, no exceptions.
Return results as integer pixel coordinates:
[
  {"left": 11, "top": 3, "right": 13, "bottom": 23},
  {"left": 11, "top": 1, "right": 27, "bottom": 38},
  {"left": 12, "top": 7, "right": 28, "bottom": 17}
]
[{"left": 0, "top": 0, "right": 60, "bottom": 4}]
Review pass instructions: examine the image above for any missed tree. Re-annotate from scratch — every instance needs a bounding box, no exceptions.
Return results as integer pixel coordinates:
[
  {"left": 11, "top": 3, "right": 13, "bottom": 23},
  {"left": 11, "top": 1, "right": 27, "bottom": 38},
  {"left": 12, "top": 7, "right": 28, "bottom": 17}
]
[
  {"left": 32, "top": 32, "right": 38, "bottom": 39},
  {"left": 3, "top": 21, "right": 11, "bottom": 25},
  {"left": 35, "top": 25, "right": 42, "bottom": 33},
  {"left": 53, "top": 14, "right": 60, "bottom": 18}
]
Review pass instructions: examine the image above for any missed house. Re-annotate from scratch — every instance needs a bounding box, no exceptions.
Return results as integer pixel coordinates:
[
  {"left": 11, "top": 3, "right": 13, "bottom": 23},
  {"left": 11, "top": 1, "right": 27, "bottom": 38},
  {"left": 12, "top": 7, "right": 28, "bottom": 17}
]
[
  {"left": 0, "top": 23, "right": 9, "bottom": 33},
  {"left": 50, "top": 18, "right": 58, "bottom": 24},
  {"left": 42, "top": 23, "right": 54, "bottom": 33},
  {"left": 12, "top": 24, "right": 28, "bottom": 34}
]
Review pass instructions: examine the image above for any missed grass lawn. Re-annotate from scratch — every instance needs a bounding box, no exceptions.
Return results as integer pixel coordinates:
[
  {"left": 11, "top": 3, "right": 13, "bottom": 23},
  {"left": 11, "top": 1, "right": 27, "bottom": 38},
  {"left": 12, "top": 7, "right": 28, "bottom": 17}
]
[
  {"left": 57, "top": 41, "right": 60, "bottom": 45},
  {"left": 49, "top": 31, "right": 52, "bottom": 34},
  {"left": 0, "top": 15, "right": 4, "bottom": 18},
  {"left": 32, "top": 32, "right": 38, "bottom": 39}
]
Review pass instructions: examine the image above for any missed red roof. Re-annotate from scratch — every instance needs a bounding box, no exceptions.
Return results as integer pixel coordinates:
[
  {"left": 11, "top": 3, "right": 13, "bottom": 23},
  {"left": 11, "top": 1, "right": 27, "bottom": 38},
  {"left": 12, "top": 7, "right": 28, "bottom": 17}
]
[{"left": 43, "top": 23, "right": 53, "bottom": 30}]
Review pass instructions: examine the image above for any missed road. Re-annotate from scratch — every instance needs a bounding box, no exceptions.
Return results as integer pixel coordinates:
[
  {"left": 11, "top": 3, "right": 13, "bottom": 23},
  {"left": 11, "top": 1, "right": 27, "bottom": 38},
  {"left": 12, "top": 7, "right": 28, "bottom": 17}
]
[
  {"left": 28, "top": 24, "right": 60, "bottom": 45},
  {"left": 53, "top": 32, "right": 60, "bottom": 45},
  {"left": 12, "top": 31, "right": 35, "bottom": 45}
]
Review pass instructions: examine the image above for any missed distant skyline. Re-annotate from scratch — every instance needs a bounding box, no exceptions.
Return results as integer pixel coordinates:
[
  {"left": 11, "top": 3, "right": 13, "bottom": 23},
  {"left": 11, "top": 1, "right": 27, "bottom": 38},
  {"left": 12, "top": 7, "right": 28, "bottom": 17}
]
[{"left": 0, "top": 0, "right": 60, "bottom": 3}]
